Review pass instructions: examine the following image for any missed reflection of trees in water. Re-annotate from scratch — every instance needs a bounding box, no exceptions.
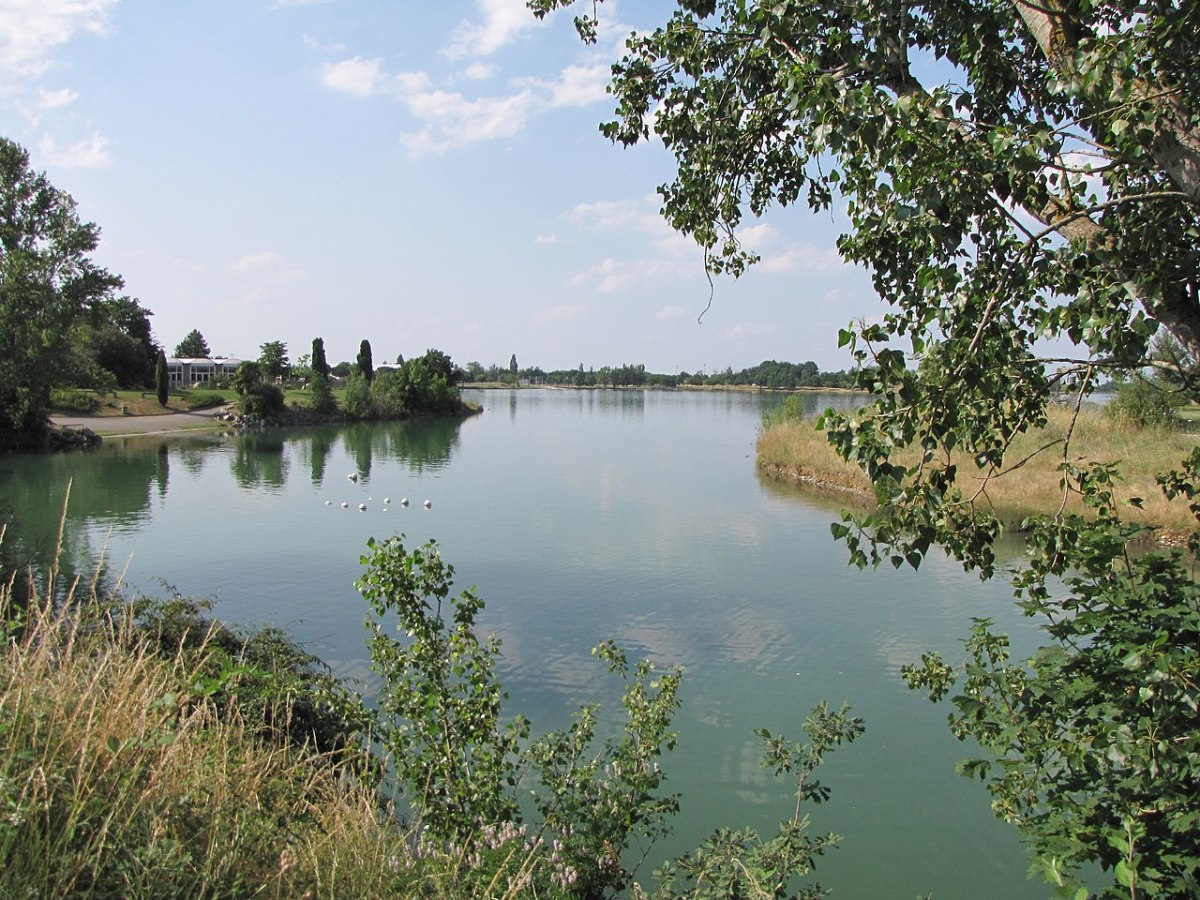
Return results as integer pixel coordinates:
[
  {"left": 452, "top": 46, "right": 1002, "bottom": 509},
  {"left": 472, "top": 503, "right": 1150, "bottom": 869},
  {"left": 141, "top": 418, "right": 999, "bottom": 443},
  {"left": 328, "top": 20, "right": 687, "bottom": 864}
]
[
  {"left": 0, "top": 439, "right": 169, "bottom": 591},
  {"left": 303, "top": 426, "right": 339, "bottom": 486},
  {"left": 339, "top": 418, "right": 462, "bottom": 480},
  {"left": 231, "top": 431, "right": 290, "bottom": 490}
]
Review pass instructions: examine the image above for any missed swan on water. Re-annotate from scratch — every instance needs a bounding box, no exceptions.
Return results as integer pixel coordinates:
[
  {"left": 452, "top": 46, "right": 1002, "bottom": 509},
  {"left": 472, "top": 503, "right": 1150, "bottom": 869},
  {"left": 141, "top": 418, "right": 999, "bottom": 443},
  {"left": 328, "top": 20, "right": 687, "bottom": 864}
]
[
  {"left": 347, "top": 473, "right": 358, "bottom": 482},
  {"left": 424, "top": 499, "right": 432, "bottom": 509},
  {"left": 358, "top": 503, "right": 367, "bottom": 511},
  {"left": 400, "top": 498, "right": 409, "bottom": 507},
  {"left": 340, "top": 502, "right": 348, "bottom": 508}
]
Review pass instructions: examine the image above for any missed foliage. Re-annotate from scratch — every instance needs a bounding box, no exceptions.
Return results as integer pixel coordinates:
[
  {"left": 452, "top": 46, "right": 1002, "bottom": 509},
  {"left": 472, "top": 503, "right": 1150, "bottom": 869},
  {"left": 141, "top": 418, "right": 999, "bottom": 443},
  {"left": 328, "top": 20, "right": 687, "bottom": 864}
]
[
  {"left": 311, "top": 337, "right": 330, "bottom": 378},
  {"left": 0, "top": 137, "right": 124, "bottom": 443},
  {"left": 904, "top": 460, "right": 1200, "bottom": 898},
  {"left": 185, "top": 391, "right": 225, "bottom": 411},
  {"left": 0, "top": 544, "right": 413, "bottom": 899},
  {"left": 230, "top": 361, "right": 284, "bottom": 419},
  {"left": 308, "top": 371, "right": 338, "bottom": 415},
  {"left": 342, "top": 369, "right": 371, "bottom": 418},
  {"left": 540, "top": 0, "right": 1200, "bottom": 894},
  {"left": 357, "top": 339, "right": 374, "bottom": 383},
  {"left": 647, "top": 702, "right": 863, "bottom": 900},
  {"left": 356, "top": 536, "right": 847, "bottom": 897},
  {"left": 173, "top": 328, "right": 210, "bottom": 359},
  {"left": 155, "top": 350, "right": 169, "bottom": 406},
  {"left": 761, "top": 394, "right": 807, "bottom": 430},
  {"left": 49, "top": 389, "right": 98, "bottom": 414},
  {"left": 257, "top": 340, "right": 289, "bottom": 381},
  {"left": 1106, "top": 377, "right": 1187, "bottom": 429},
  {"left": 357, "top": 536, "right": 528, "bottom": 842}
]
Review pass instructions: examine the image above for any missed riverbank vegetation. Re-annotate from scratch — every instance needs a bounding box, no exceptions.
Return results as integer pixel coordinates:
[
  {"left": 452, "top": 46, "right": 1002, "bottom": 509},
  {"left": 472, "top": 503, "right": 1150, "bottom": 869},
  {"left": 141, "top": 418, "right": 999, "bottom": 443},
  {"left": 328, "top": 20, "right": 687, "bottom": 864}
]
[
  {"left": 758, "top": 400, "right": 1200, "bottom": 537},
  {"left": 2, "top": 524, "right": 860, "bottom": 898}
]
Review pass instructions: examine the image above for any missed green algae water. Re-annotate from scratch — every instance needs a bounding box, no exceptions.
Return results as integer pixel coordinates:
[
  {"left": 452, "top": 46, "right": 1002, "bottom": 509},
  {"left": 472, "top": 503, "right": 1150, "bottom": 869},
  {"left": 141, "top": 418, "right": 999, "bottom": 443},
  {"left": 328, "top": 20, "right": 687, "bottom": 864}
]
[{"left": 1, "top": 389, "right": 1046, "bottom": 897}]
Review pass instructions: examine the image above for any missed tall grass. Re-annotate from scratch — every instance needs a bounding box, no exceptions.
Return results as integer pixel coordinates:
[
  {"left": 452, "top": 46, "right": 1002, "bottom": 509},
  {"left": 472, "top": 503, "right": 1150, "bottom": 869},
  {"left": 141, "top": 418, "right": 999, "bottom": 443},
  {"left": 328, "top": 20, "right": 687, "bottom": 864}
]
[
  {"left": 0, "top": 574, "right": 417, "bottom": 898},
  {"left": 757, "top": 404, "right": 1200, "bottom": 534},
  {"left": 0, "top": 525, "right": 594, "bottom": 898}
]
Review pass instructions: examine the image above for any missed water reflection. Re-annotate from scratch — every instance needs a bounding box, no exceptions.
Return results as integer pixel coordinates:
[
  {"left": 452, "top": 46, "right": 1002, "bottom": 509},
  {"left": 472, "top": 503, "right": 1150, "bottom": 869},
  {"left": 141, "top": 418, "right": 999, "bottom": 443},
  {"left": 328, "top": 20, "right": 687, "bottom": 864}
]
[
  {"left": 232, "top": 431, "right": 290, "bottom": 490},
  {"left": 0, "top": 437, "right": 171, "bottom": 587}
]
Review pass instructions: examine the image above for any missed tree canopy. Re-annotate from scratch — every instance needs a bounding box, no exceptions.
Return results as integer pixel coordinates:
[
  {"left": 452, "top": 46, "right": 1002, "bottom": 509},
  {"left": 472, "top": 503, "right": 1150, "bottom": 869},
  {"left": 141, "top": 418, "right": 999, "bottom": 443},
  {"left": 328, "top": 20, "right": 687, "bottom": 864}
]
[
  {"left": 538, "top": 1, "right": 1200, "bottom": 894},
  {"left": 174, "top": 329, "right": 210, "bottom": 359},
  {"left": 0, "top": 137, "right": 124, "bottom": 443},
  {"left": 258, "top": 340, "right": 289, "bottom": 381}
]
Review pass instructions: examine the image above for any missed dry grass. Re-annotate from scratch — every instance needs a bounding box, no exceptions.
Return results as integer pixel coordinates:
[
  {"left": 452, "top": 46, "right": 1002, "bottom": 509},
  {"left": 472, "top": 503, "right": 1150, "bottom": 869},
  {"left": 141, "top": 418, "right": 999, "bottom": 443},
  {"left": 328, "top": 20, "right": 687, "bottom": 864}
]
[
  {"left": 0, "top": 570, "right": 412, "bottom": 898},
  {"left": 757, "top": 404, "right": 1200, "bottom": 535}
]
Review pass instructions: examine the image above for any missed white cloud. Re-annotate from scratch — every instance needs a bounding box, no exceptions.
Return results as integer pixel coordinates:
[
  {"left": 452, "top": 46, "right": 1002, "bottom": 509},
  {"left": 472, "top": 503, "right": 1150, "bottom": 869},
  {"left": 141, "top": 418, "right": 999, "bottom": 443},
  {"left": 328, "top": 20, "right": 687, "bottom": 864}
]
[
  {"left": 444, "top": 0, "right": 541, "bottom": 60},
  {"left": 38, "top": 86, "right": 77, "bottom": 108},
  {"left": 460, "top": 62, "right": 497, "bottom": 81},
  {"left": 528, "top": 63, "right": 610, "bottom": 108},
  {"left": 321, "top": 56, "right": 384, "bottom": 97},
  {"left": 399, "top": 89, "right": 534, "bottom": 157},
  {"left": 38, "top": 131, "right": 110, "bottom": 168},
  {"left": 568, "top": 256, "right": 683, "bottom": 294},
  {"left": 0, "top": 0, "right": 115, "bottom": 78},
  {"left": 302, "top": 33, "right": 346, "bottom": 53},
  {"left": 657, "top": 305, "right": 687, "bottom": 321},
  {"left": 757, "top": 244, "right": 843, "bottom": 274},
  {"left": 233, "top": 251, "right": 283, "bottom": 272},
  {"left": 534, "top": 233, "right": 558, "bottom": 245}
]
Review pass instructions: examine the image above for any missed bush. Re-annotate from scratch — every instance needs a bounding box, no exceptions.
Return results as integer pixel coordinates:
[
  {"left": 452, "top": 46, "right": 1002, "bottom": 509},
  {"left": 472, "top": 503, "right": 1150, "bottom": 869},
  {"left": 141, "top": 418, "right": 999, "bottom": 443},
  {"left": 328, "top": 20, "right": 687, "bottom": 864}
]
[
  {"left": 238, "top": 382, "right": 284, "bottom": 420},
  {"left": 185, "top": 391, "right": 226, "bottom": 410},
  {"left": 1106, "top": 377, "right": 1186, "bottom": 428},
  {"left": 308, "top": 373, "right": 338, "bottom": 415},
  {"left": 761, "top": 394, "right": 806, "bottom": 429},
  {"left": 49, "top": 389, "right": 98, "bottom": 414}
]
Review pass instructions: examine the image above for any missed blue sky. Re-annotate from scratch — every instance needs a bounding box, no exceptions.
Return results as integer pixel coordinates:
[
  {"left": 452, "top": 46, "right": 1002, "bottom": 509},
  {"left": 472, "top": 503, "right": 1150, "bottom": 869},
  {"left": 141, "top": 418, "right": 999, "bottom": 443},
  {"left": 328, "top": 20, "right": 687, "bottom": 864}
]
[{"left": 2, "top": 0, "right": 885, "bottom": 374}]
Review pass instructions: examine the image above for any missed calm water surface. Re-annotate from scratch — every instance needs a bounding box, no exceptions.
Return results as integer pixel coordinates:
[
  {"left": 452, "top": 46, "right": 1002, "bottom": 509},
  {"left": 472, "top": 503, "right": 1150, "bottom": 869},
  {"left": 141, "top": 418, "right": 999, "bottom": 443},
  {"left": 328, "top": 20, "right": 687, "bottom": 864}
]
[{"left": 2, "top": 389, "right": 1047, "bottom": 897}]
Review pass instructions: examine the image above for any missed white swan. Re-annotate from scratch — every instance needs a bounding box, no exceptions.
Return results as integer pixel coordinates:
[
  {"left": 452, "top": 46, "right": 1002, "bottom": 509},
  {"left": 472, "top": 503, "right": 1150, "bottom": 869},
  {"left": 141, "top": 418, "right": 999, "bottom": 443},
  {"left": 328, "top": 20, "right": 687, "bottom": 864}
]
[
  {"left": 400, "top": 498, "right": 409, "bottom": 507},
  {"left": 347, "top": 473, "right": 358, "bottom": 482},
  {"left": 358, "top": 503, "right": 367, "bottom": 511},
  {"left": 340, "top": 501, "right": 348, "bottom": 508},
  {"left": 423, "top": 499, "right": 432, "bottom": 509}
]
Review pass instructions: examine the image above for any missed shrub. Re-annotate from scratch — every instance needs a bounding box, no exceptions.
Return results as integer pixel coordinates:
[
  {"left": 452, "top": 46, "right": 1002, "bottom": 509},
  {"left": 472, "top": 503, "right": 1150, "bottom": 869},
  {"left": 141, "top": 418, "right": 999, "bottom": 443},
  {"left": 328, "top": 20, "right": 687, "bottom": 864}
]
[
  {"left": 308, "top": 372, "right": 338, "bottom": 415},
  {"left": 761, "top": 394, "right": 806, "bottom": 429},
  {"left": 49, "top": 389, "right": 98, "bottom": 414},
  {"left": 185, "top": 391, "right": 226, "bottom": 410},
  {"left": 1106, "top": 376, "right": 1186, "bottom": 428}
]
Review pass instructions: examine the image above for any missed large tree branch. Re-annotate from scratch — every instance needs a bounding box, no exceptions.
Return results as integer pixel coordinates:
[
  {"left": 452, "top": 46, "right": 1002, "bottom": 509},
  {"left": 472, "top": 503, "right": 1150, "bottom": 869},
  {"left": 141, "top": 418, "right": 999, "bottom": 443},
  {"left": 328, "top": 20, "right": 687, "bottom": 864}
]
[{"left": 1012, "top": 0, "right": 1200, "bottom": 202}]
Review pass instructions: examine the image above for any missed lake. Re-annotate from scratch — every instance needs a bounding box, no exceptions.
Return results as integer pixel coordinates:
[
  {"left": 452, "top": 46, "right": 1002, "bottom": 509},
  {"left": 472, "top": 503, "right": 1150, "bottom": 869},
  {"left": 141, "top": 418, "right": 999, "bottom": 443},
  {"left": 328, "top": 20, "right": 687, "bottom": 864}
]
[{"left": 1, "top": 388, "right": 1047, "bottom": 897}]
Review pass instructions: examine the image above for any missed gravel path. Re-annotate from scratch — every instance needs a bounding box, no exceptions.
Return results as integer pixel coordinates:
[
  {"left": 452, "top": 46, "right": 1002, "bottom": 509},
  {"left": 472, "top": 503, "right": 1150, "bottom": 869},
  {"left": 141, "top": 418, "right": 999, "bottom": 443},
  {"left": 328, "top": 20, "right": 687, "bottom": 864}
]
[{"left": 51, "top": 405, "right": 235, "bottom": 437}]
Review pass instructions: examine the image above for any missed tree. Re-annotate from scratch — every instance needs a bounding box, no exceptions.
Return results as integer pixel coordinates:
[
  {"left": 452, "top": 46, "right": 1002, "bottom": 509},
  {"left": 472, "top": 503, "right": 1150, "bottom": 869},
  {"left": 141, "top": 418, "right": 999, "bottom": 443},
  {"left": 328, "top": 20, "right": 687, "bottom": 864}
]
[
  {"left": 509, "top": 354, "right": 518, "bottom": 377},
  {"left": 258, "top": 340, "right": 289, "bottom": 381},
  {"left": 540, "top": 2, "right": 1200, "bottom": 895},
  {"left": 0, "top": 138, "right": 124, "bottom": 442},
  {"left": 357, "top": 339, "right": 374, "bottom": 384},
  {"left": 311, "top": 337, "right": 330, "bottom": 379},
  {"left": 308, "top": 371, "right": 337, "bottom": 416},
  {"left": 174, "top": 329, "right": 210, "bottom": 359},
  {"left": 155, "top": 350, "right": 169, "bottom": 407}
]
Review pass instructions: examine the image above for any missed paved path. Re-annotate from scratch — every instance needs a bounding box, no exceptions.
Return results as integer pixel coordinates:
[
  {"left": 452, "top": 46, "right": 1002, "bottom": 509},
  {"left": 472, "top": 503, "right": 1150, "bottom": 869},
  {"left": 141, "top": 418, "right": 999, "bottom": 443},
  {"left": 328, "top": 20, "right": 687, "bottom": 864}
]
[{"left": 51, "top": 405, "right": 236, "bottom": 437}]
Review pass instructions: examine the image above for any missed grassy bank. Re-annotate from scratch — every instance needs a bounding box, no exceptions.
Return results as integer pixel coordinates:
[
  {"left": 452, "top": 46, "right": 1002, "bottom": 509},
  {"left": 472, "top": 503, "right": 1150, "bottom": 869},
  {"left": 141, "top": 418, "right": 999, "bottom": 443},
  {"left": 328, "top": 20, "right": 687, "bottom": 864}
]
[
  {"left": 0, "top": 557, "right": 546, "bottom": 898},
  {"left": 757, "top": 404, "right": 1200, "bottom": 536}
]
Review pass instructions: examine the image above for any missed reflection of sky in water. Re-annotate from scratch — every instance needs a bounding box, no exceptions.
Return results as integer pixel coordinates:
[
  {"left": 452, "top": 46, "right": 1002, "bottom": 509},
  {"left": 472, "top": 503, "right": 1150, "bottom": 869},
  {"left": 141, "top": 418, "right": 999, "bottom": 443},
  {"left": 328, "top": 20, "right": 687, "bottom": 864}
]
[{"left": 12, "top": 389, "right": 1047, "bottom": 899}]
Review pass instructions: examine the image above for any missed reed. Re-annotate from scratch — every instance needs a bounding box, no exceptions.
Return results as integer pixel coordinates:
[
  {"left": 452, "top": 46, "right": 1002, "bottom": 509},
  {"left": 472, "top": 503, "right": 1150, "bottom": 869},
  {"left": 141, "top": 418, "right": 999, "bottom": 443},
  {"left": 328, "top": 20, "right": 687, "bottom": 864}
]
[{"left": 757, "top": 404, "right": 1200, "bottom": 535}]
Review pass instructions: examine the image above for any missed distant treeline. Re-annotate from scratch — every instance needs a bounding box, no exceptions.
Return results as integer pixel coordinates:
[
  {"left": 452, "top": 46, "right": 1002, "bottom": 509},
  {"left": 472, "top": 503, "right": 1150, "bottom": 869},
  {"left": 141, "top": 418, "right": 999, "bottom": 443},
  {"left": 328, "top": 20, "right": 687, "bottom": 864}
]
[{"left": 459, "top": 359, "right": 858, "bottom": 389}]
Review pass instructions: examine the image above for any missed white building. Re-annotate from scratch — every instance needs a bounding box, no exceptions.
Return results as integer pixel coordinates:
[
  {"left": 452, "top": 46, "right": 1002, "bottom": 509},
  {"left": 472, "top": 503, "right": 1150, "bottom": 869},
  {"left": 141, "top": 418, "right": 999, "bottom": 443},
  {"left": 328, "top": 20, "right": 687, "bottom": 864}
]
[{"left": 166, "top": 357, "right": 244, "bottom": 387}]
